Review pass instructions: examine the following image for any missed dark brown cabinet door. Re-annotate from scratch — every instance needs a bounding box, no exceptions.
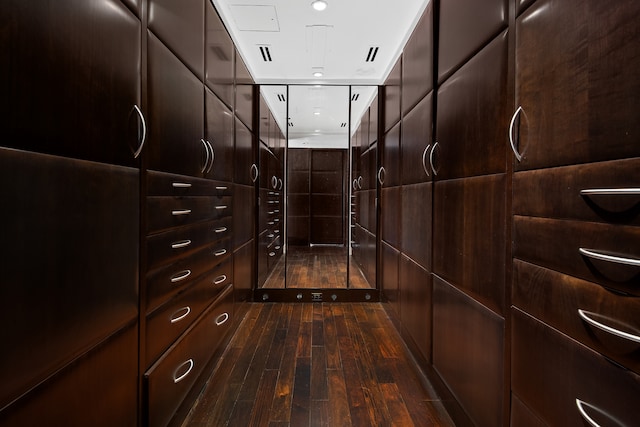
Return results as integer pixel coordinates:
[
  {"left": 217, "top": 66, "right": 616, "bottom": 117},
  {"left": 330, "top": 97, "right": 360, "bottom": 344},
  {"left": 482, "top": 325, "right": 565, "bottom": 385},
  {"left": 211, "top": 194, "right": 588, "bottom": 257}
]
[
  {"left": 310, "top": 150, "right": 345, "bottom": 245},
  {"left": 205, "top": 1, "right": 234, "bottom": 109},
  {"left": 381, "top": 122, "right": 401, "bottom": 188},
  {"left": 436, "top": 31, "right": 509, "bottom": 180},
  {"left": 233, "top": 183, "right": 256, "bottom": 249},
  {"left": 401, "top": 92, "right": 433, "bottom": 185},
  {"left": 235, "top": 51, "right": 255, "bottom": 131},
  {"left": 399, "top": 255, "right": 432, "bottom": 362},
  {"left": 437, "top": 0, "right": 508, "bottom": 82},
  {"left": 0, "top": 0, "right": 141, "bottom": 167},
  {"left": 383, "top": 59, "right": 402, "bottom": 133},
  {"left": 205, "top": 88, "right": 234, "bottom": 181},
  {"left": 147, "top": 33, "right": 206, "bottom": 177},
  {"left": 234, "top": 117, "right": 255, "bottom": 186},
  {"left": 382, "top": 242, "right": 401, "bottom": 315},
  {"left": 148, "top": 0, "right": 204, "bottom": 80},
  {"left": 402, "top": 2, "right": 434, "bottom": 116},
  {"left": 380, "top": 186, "right": 401, "bottom": 250},
  {"left": 401, "top": 182, "right": 433, "bottom": 271},
  {"left": 513, "top": 0, "right": 640, "bottom": 170}
]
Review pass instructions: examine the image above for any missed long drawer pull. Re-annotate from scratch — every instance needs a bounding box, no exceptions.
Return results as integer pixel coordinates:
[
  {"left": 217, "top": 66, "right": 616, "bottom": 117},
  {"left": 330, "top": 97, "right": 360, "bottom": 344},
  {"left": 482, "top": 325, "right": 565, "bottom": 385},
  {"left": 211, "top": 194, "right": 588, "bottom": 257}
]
[
  {"left": 578, "top": 309, "right": 640, "bottom": 344},
  {"left": 216, "top": 186, "right": 228, "bottom": 191},
  {"left": 214, "top": 249, "right": 227, "bottom": 257},
  {"left": 275, "top": 246, "right": 281, "bottom": 250},
  {"left": 172, "top": 182, "right": 192, "bottom": 188},
  {"left": 575, "top": 399, "right": 612, "bottom": 427},
  {"left": 580, "top": 188, "right": 640, "bottom": 196},
  {"left": 509, "top": 106, "right": 523, "bottom": 162},
  {"left": 579, "top": 248, "right": 640, "bottom": 267},
  {"left": 170, "top": 270, "right": 191, "bottom": 283},
  {"left": 215, "top": 227, "right": 227, "bottom": 233},
  {"left": 133, "top": 105, "right": 147, "bottom": 159},
  {"left": 267, "top": 234, "right": 275, "bottom": 238},
  {"left": 215, "top": 312, "right": 229, "bottom": 326},
  {"left": 172, "top": 209, "right": 192, "bottom": 216},
  {"left": 170, "top": 306, "right": 191, "bottom": 324},
  {"left": 173, "top": 359, "right": 194, "bottom": 384},
  {"left": 269, "top": 252, "right": 276, "bottom": 257},
  {"left": 213, "top": 274, "right": 227, "bottom": 285},
  {"left": 421, "top": 144, "right": 431, "bottom": 177},
  {"left": 215, "top": 205, "right": 228, "bottom": 210},
  {"left": 171, "top": 240, "right": 192, "bottom": 249}
]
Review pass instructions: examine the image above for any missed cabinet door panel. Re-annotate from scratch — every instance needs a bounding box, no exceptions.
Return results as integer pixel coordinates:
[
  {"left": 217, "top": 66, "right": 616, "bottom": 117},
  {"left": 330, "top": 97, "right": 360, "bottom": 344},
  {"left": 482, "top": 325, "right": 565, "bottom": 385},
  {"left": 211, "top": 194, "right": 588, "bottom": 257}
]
[
  {"left": 433, "top": 175, "right": 507, "bottom": 313},
  {"left": 383, "top": 59, "right": 402, "bottom": 133},
  {"left": 436, "top": 31, "right": 508, "bottom": 180},
  {"left": 512, "top": 308, "right": 640, "bottom": 427},
  {"left": 513, "top": 259, "right": 640, "bottom": 375},
  {"left": 513, "top": 157, "right": 640, "bottom": 225},
  {"left": 381, "top": 186, "right": 401, "bottom": 249},
  {"left": 381, "top": 123, "right": 401, "bottom": 188},
  {"left": 382, "top": 242, "right": 400, "bottom": 315},
  {"left": 402, "top": 92, "right": 433, "bottom": 185},
  {"left": 148, "top": 33, "right": 205, "bottom": 177},
  {"left": 438, "top": 0, "right": 507, "bottom": 82},
  {"left": 205, "top": 2, "right": 234, "bottom": 109},
  {"left": 234, "top": 184, "right": 256, "bottom": 249},
  {"left": 401, "top": 182, "right": 432, "bottom": 271},
  {"left": 148, "top": 0, "right": 204, "bottom": 79},
  {"left": 514, "top": 0, "right": 640, "bottom": 170},
  {"left": 0, "top": 149, "right": 139, "bottom": 408},
  {"left": 234, "top": 118, "right": 255, "bottom": 186},
  {"left": 0, "top": 0, "right": 141, "bottom": 166},
  {"left": 205, "top": 88, "right": 234, "bottom": 181},
  {"left": 433, "top": 276, "right": 504, "bottom": 427},
  {"left": 399, "top": 255, "right": 432, "bottom": 362},
  {"left": 235, "top": 52, "right": 254, "bottom": 131},
  {"left": 402, "top": 3, "right": 434, "bottom": 116},
  {"left": 513, "top": 216, "right": 640, "bottom": 297},
  {"left": 234, "top": 240, "right": 256, "bottom": 302}
]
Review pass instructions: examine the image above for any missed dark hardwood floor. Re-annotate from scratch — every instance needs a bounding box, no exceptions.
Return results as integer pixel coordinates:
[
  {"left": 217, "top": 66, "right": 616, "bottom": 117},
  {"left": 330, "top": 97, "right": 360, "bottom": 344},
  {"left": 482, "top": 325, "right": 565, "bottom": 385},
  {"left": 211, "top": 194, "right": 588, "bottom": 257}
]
[{"left": 183, "top": 302, "right": 454, "bottom": 427}]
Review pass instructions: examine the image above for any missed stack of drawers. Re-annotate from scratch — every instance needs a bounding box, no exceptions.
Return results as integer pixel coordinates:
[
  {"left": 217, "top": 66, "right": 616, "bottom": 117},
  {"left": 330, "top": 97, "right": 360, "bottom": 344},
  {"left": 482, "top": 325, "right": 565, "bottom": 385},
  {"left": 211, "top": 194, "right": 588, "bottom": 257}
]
[
  {"left": 265, "top": 178, "right": 283, "bottom": 271},
  {"left": 143, "top": 171, "right": 235, "bottom": 426},
  {"left": 511, "top": 158, "right": 640, "bottom": 425}
]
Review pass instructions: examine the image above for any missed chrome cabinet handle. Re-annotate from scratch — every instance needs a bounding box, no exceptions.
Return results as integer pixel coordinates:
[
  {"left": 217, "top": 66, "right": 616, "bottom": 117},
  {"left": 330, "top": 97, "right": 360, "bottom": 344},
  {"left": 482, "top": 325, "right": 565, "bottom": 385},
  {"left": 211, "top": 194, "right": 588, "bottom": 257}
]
[
  {"left": 206, "top": 140, "right": 215, "bottom": 173},
  {"left": 214, "top": 249, "right": 227, "bottom": 257},
  {"left": 173, "top": 359, "right": 194, "bottom": 384},
  {"left": 421, "top": 144, "right": 431, "bottom": 177},
  {"left": 575, "top": 399, "right": 608, "bottom": 427},
  {"left": 580, "top": 188, "right": 640, "bottom": 196},
  {"left": 213, "top": 275, "right": 227, "bottom": 285},
  {"left": 170, "top": 306, "right": 191, "bottom": 324},
  {"left": 429, "top": 142, "right": 439, "bottom": 176},
  {"left": 215, "top": 312, "right": 229, "bottom": 326},
  {"left": 215, "top": 227, "right": 227, "bottom": 233},
  {"left": 250, "top": 164, "right": 259, "bottom": 183},
  {"left": 357, "top": 176, "right": 363, "bottom": 189},
  {"left": 272, "top": 175, "right": 278, "bottom": 189},
  {"left": 172, "top": 182, "right": 192, "bottom": 188},
  {"left": 171, "top": 240, "right": 192, "bottom": 249},
  {"left": 578, "top": 309, "right": 640, "bottom": 343},
  {"left": 509, "top": 106, "right": 523, "bottom": 162},
  {"left": 172, "top": 209, "right": 192, "bottom": 216},
  {"left": 170, "top": 269, "right": 191, "bottom": 283},
  {"left": 200, "top": 139, "right": 211, "bottom": 174},
  {"left": 269, "top": 252, "right": 276, "bottom": 257},
  {"left": 215, "top": 205, "right": 227, "bottom": 210},
  {"left": 133, "top": 105, "right": 147, "bottom": 159},
  {"left": 377, "top": 167, "right": 386, "bottom": 185},
  {"left": 278, "top": 178, "right": 283, "bottom": 191},
  {"left": 353, "top": 179, "right": 358, "bottom": 190},
  {"left": 579, "top": 248, "right": 640, "bottom": 267},
  {"left": 216, "top": 186, "right": 228, "bottom": 191}
]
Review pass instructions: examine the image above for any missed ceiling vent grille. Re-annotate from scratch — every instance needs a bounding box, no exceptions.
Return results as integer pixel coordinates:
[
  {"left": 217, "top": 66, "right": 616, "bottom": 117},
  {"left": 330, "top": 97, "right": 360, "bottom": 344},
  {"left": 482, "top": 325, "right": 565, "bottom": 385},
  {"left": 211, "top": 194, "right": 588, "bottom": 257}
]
[
  {"left": 259, "top": 46, "right": 272, "bottom": 62},
  {"left": 288, "top": 122, "right": 294, "bottom": 127},
  {"left": 277, "top": 94, "right": 286, "bottom": 102},
  {"left": 366, "top": 46, "right": 379, "bottom": 62},
  {"left": 351, "top": 93, "right": 360, "bottom": 102},
  {"left": 341, "top": 122, "right": 347, "bottom": 128}
]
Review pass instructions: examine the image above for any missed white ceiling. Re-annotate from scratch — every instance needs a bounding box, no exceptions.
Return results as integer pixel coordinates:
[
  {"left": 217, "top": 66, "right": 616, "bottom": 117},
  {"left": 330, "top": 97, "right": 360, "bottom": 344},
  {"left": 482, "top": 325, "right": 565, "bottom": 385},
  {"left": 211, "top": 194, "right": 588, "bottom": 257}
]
[{"left": 210, "top": 0, "right": 430, "bottom": 146}]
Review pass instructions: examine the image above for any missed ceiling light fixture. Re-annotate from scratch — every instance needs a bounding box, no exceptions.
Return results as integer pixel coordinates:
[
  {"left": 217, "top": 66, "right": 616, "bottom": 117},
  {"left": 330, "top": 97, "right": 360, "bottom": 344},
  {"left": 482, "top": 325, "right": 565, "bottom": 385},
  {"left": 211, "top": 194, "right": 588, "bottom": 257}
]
[
  {"left": 311, "top": 0, "right": 328, "bottom": 11},
  {"left": 313, "top": 70, "right": 324, "bottom": 77}
]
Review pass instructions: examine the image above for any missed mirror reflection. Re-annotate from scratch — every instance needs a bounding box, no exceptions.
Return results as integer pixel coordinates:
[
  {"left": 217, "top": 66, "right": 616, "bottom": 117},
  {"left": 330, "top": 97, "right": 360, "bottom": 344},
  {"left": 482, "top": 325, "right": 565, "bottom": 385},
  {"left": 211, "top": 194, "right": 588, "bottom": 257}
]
[{"left": 258, "top": 85, "right": 378, "bottom": 289}]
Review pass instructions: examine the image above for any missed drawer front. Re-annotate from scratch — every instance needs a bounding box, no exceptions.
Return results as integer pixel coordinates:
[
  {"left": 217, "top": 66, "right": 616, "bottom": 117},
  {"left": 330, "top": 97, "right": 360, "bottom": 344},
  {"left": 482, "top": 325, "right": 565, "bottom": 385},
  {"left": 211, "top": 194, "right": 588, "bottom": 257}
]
[
  {"left": 513, "top": 259, "right": 640, "bottom": 374},
  {"left": 514, "top": 216, "right": 640, "bottom": 296},
  {"left": 147, "top": 170, "right": 232, "bottom": 197},
  {"left": 145, "top": 285, "right": 234, "bottom": 427},
  {"left": 147, "top": 195, "right": 232, "bottom": 233},
  {"left": 513, "top": 157, "right": 640, "bottom": 225},
  {"left": 146, "top": 239, "right": 231, "bottom": 311},
  {"left": 145, "top": 260, "right": 232, "bottom": 365},
  {"left": 512, "top": 308, "right": 640, "bottom": 426},
  {"left": 146, "top": 217, "right": 232, "bottom": 270}
]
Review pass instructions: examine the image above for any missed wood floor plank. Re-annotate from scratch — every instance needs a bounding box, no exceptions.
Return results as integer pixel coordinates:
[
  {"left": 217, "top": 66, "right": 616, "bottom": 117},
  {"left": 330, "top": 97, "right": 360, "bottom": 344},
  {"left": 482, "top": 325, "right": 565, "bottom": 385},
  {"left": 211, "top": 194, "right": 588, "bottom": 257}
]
[
  {"left": 324, "top": 305, "right": 341, "bottom": 370},
  {"left": 248, "top": 370, "right": 280, "bottom": 427},
  {"left": 310, "top": 346, "right": 328, "bottom": 400},
  {"left": 381, "top": 383, "right": 415, "bottom": 427},
  {"left": 265, "top": 327, "right": 287, "bottom": 370},
  {"left": 327, "top": 369, "right": 352, "bottom": 427},
  {"left": 290, "top": 357, "right": 311, "bottom": 427},
  {"left": 270, "top": 305, "right": 302, "bottom": 422},
  {"left": 297, "top": 321, "right": 312, "bottom": 358},
  {"left": 310, "top": 400, "right": 330, "bottom": 427},
  {"left": 341, "top": 356, "right": 373, "bottom": 427},
  {"left": 227, "top": 400, "right": 253, "bottom": 427}
]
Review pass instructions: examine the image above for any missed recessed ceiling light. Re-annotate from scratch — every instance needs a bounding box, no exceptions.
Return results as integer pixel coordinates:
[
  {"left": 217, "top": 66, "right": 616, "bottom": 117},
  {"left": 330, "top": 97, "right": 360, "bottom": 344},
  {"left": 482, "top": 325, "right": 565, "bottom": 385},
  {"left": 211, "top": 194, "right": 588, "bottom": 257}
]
[
  {"left": 313, "top": 71, "right": 324, "bottom": 77},
  {"left": 314, "top": 111, "right": 321, "bottom": 116},
  {"left": 311, "top": 0, "right": 328, "bottom": 11}
]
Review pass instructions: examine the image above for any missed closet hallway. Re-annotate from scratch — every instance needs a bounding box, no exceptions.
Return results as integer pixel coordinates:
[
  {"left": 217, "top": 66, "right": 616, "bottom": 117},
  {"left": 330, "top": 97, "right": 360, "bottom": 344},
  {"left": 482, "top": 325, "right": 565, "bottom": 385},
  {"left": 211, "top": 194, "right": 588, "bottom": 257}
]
[{"left": 183, "top": 303, "right": 454, "bottom": 426}]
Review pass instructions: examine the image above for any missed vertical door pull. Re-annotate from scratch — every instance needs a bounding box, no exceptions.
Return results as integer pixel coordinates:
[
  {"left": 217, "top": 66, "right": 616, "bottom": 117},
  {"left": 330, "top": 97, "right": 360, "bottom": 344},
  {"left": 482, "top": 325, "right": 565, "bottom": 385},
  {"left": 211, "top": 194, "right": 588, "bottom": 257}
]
[
  {"left": 250, "top": 164, "right": 259, "bottom": 183},
  {"left": 278, "top": 178, "right": 283, "bottom": 191},
  {"left": 272, "top": 175, "right": 278, "bottom": 189},
  {"left": 429, "top": 142, "right": 439, "bottom": 176},
  {"left": 200, "top": 139, "right": 211, "bottom": 174},
  {"left": 357, "top": 176, "right": 363, "bottom": 189},
  {"left": 173, "top": 359, "right": 194, "bottom": 384},
  {"left": 421, "top": 144, "right": 432, "bottom": 177},
  {"left": 133, "top": 105, "right": 147, "bottom": 159},
  {"left": 377, "top": 167, "right": 386, "bottom": 185},
  {"left": 509, "top": 106, "right": 523, "bottom": 162},
  {"left": 205, "top": 140, "right": 215, "bottom": 173}
]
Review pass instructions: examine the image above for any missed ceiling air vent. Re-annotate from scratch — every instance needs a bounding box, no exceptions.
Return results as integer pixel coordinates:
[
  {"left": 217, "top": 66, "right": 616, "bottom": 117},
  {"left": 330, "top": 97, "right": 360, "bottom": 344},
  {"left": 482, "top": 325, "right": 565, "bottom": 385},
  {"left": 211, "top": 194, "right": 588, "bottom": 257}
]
[
  {"left": 366, "top": 46, "right": 379, "bottom": 62},
  {"left": 259, "top": 46, "right": 272, "bottom": 62},
  {"left": 351, "top": 93, "right": 360, "bottom": 102},
  {"left": 277, "top": 94, "right": 286, "bottom": 102},
  {"left": 288, "top": 122, "right": 294, "bottom": 127},
  {"left": 341, "top": 123, "right": 347, "bottom": 128}
]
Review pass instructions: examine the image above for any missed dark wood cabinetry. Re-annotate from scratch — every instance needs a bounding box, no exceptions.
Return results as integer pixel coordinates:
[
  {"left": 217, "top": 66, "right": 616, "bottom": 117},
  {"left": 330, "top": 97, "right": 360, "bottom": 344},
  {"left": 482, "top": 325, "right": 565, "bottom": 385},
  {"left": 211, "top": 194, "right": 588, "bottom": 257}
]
[
  {"left": 206, "top": 1, "right": 235, "bottom": 109},
  {"left": 402, "top": 2, "right": 434, "bottom": 116}
]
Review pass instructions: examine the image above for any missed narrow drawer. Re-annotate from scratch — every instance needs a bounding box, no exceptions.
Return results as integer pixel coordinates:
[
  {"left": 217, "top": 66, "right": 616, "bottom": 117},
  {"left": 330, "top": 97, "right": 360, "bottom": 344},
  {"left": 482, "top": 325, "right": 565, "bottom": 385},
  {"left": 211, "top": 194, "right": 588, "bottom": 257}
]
[
  {"left": 147, "top": 195, "right": 233, "bottom": 233},
  {"left": 146, "top": 239, "right": 231, "bottom": 311},
  {"left": 146, "top": 217, "right": 232, "bottom": 270},
  {"left": 144, "top": 285, "right": 233, "bottom": 427},
  {"left": 513, "top": 157, "right": 640, "bottom": 224},
  {"left": 513, "top": 259, "right": 640, "bottom": 374},
  {"left": 514, "top": 216, "right": 640, "bottom": 296},
  {"left": 512, "top": 308, "right": 640, "bottom": 426},
  {"left": 147, "top": 170, "right": 232, "bottom": 197},
  {"left": 145, "top": 259, "right": 232, "bottom": 365}
]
